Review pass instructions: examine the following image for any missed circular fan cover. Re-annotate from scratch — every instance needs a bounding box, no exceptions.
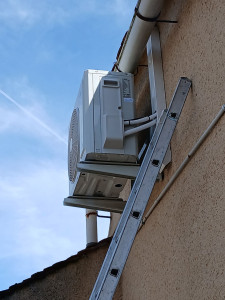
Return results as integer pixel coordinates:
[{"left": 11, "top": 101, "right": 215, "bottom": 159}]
[{"left": 68, "top": 108, "right": 80, "bottom": 182}]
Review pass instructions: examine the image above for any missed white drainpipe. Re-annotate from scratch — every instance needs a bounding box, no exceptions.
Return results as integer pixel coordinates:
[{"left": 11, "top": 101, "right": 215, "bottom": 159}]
[
  {"left": 116, "top": 0, "right": 165, "bottom": 73},
  {"left": 86, "top": 209, "right": 97, "bottom": 247}
]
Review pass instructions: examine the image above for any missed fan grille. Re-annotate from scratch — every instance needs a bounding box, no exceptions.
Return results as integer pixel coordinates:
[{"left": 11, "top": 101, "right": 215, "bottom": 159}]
[{"left": 68, "top": 108, "right": 80, "bottom": 182}]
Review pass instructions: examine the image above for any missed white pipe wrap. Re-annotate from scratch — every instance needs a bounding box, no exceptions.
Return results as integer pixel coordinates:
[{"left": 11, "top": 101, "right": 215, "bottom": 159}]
[
  {"left": 124, "top": 118, "right": 157, "bottom": 137},
  {"left": 117, "top": 0, "right": 165, "bottom": 73},
  {"left": 124, "top": 112, "right": 157, "bottom": 125}
]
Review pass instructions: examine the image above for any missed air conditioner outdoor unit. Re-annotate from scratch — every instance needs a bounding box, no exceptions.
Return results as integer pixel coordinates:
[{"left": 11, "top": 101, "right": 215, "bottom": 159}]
[{"left": 68, "top": 69, "right": 138, "bottom": 199}]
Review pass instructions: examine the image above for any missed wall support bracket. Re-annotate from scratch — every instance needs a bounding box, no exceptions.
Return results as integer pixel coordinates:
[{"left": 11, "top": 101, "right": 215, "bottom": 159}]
[
  {"left": 147, "top": 26, "right": 172, "bottom": 171},
  {"left": 64, "top": 196, "right": 125, "bottom": 213},
  {"left": 77, "top": 162, "right": 140, "bottom": 179}
]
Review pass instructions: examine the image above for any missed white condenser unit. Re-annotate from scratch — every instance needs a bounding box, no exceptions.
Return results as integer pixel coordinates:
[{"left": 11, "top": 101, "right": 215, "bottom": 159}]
[{"left": 68, "top": 69, "right": 138, "bottom": 199}]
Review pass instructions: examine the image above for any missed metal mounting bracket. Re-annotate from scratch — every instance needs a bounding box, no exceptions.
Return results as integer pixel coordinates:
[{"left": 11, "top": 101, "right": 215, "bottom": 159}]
[
  {"left": 147, "top": 26, "right": 172, "bottom": 171},
  {"left": 64, "top": 196, "right": 125, "bottom": 213},
  {"left": 76, "top": 162, "right": 140, "bottom": 179}
]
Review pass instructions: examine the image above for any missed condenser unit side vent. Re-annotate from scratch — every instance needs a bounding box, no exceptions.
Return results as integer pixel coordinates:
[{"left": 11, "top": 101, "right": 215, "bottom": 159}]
[{"left": 68, "top": 107, "right": 80, "bottom": 183}]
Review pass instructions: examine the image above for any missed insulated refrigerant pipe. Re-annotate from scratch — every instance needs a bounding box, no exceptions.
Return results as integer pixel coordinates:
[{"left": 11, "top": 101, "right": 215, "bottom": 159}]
[
  {"left": 139, "top": 105, "right": 225, "bottom": 230},
  {"left": 124, "top": 112, "right": 157, "bottom": 126},
  {"left": 116, "top": 0, "right": 165, "bottom": 73},
  {"left": 124, "top": 118, "right": 157, "bottom": 137}
]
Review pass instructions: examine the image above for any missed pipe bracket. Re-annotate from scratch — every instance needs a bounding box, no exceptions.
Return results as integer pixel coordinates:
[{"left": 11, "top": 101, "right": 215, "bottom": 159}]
[
  {"left": 134, "top": 7, "right": 177, "bottom": 24},
  {"left": 134, "top": 7, "right": 160, "bottom": 22}
]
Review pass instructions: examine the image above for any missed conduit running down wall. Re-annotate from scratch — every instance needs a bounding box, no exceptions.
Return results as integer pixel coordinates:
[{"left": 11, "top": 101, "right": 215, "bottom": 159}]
[{"left": 115, "top": 0, "right": 165, "bottom": 73}]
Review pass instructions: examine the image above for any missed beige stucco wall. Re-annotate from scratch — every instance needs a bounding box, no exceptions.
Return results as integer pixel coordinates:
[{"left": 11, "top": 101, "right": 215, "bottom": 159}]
[
  {"left": 1, "top": 239, "right": 122, "bottom": 300},
  {"left": 121, "top": 0, "right": 225, "bottom": 299}
]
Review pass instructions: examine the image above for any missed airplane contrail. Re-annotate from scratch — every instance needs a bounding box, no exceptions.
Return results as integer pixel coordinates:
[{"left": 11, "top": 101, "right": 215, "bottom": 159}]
[{"left": 0, "top": 89, "right": 67, "bottom": 145}]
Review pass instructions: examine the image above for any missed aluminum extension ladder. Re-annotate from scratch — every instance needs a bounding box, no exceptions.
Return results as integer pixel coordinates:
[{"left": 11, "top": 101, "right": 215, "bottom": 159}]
[{"left": 90, "top": 77, "right": 192, "bottom": 300}]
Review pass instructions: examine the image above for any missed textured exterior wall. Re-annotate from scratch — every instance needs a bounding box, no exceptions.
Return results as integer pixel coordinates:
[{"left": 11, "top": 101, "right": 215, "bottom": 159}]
[
  {"left": 0, "top": 239, "right": 122, "bottom": 300},
  {"left": 121, "top": 0, "right": 225, "bottom": 299}
]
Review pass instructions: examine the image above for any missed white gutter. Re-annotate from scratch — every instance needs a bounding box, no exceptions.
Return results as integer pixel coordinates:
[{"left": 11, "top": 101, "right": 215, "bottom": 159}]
[{"left": 115, "top": 0, "right": 165, "bottom": 73}]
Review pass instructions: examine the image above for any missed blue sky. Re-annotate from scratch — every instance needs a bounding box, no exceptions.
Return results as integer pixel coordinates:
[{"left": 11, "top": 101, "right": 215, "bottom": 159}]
[{"left": 0, "top": 0, "right": 136, "bottom": 290}]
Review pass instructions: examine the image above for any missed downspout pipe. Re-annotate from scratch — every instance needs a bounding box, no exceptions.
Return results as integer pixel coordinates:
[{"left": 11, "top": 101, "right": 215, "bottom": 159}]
[
  {"left": 86, "top": 209, "right": 98, "bottom": 247},
  {"left": 115, "top": 0, "right": 165, "bottom": 73}
]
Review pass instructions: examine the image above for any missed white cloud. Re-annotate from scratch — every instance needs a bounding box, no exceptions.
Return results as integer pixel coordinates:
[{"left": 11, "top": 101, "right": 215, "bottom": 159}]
[
  {"left": 0, "top": 78, "right": 67, "bottom": 145},
  {"left": 0, "top": 159, "right": 86, "bottom": 280}
]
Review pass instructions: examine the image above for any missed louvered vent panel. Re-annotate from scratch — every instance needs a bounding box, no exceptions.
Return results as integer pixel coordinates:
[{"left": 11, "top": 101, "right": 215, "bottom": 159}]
[{"left": 68, "top": 108, "right": 80, "bottom": 182}]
